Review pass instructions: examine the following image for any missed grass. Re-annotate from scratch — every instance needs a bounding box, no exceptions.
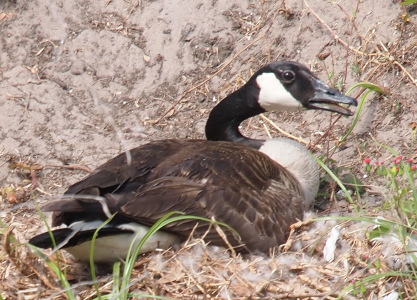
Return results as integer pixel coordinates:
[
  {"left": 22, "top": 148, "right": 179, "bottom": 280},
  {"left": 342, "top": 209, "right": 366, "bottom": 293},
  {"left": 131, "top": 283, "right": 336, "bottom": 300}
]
[
  {"left": 30, "top": 206, "right": 77, "bottom": 300},
  {"left": 26, "top": 211, "right": 238, "bottom": 299},
  {"left": 112, "top": 212, "right": 236, "bottom": 300},
  {"left": 402, "top": 0, "right": 417, "bottom": 5}
]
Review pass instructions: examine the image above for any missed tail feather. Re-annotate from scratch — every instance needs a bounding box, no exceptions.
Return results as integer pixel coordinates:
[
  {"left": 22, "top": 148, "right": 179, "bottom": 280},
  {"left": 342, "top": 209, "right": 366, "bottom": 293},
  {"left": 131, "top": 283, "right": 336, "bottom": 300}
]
[{"left": 29, "top": 227, "right": 132, "bottom": 249}]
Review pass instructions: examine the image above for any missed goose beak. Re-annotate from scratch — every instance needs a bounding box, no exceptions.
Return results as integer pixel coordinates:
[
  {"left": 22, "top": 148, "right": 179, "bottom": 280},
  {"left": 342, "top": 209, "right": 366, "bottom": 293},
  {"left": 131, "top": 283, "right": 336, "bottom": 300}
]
[{"left": 308, "top": 78, "right": 357, "bottom": 116}]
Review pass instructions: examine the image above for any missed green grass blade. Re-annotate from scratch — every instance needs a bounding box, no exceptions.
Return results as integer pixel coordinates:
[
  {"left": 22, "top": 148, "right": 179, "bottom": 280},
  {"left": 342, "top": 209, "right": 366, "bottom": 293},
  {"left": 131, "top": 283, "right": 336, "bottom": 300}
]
[
  {"left": 36, "top": 205, "right": 57, "bottom": 248},
  {"left": 369, "top": 134, "right": 399, "bottom": 157},
  {"left": 29, "top": 245, "right": 76, "bottom": 300},
  {"left": 112, "top": 261, "right": 121, "bottom": 296},
  {"left": 402, "top": 0, "right": 417, "bottom": 5},
  {"left": 89, "top": 214, "right": 116, "bottom": 299},
  {"left": 118, "top": 211, "right": 186, "bottom": 299},
  {"left": 338, "top": 89, "right": 371, "bottom": 145},
  {"left": 345, "top": 81, "right": 386, "bottom": 96},
  {"left": 314, "top": 155, "right": 358, "bottom": 212},
  {"left": 337, "top": 271, "right": 414, "bottom": 299},
  {"left": 405, "top": 166, "right": 417, "bottom": 203},
  {"left": 339, "top": 82, "right": 385, "bottom": 145},
  {"left": 125, "top": 293, "right": 171, "bottom": 299},
  {"left": 31, "top": 205, "right": 76, "bottom": 299},
  {"left": 116, "top": 211, "right": 238, "bottom": 300}
]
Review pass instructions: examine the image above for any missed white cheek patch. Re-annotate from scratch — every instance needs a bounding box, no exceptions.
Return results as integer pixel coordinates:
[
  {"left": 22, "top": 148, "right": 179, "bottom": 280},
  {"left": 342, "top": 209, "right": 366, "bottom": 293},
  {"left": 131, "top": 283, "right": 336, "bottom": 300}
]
[{"left": 256, "top": 72, "right": 304, "bottom": 112}]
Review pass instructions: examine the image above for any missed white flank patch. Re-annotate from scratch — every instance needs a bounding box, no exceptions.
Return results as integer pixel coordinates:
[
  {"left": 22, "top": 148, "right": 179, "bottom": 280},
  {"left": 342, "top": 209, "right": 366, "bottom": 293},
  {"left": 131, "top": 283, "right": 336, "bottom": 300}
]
[
  {"left": 256, "top": 72, "right": 303, "bottom": 111},
  {"left": 65, "top": 222, "right": 180, "bottom": 263}
]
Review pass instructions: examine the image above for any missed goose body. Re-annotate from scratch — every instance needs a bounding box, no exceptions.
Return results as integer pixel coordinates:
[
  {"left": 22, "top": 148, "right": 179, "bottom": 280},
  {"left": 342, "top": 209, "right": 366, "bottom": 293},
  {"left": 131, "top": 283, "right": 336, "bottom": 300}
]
[{"left": 30, "top": 61, "right": 357, "bottom": 262}]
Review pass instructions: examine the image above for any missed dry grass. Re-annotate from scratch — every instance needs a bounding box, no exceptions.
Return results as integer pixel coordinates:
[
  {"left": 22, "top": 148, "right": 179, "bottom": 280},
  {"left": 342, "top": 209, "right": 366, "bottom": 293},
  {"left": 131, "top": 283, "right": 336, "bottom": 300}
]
[{"left": 2, "top": 209, "right": 416, "bottom": 299}]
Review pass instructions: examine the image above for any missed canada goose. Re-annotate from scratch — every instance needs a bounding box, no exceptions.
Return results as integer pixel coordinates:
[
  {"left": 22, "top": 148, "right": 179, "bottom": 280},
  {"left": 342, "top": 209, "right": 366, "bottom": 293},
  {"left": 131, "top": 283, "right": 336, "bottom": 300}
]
[{"left": 29, "top": 61, "right": 357, "bottom": 262}]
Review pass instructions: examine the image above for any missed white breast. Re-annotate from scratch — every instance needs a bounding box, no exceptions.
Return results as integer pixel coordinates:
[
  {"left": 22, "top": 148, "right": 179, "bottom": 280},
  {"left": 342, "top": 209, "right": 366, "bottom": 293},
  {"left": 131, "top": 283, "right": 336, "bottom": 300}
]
[{"left": 259, "top": 138, "right": 319, "bottom": 206}]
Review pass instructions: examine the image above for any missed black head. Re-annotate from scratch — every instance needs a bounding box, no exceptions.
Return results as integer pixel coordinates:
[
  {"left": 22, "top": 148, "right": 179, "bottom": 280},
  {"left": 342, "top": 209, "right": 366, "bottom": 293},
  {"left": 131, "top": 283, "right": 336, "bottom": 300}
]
[
  {"left": 251, "top": 61, "right": 357, "bottom": 116},
  {"left": 205, "top": 61, "right": 357, "bottom": 144}
]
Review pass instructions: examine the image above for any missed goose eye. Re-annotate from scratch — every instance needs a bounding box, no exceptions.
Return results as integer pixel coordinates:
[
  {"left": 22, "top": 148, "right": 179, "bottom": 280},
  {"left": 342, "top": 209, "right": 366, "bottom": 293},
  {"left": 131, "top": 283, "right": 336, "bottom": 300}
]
[{"left": 282, "top": 70, "right": 295, "bottom": 83}]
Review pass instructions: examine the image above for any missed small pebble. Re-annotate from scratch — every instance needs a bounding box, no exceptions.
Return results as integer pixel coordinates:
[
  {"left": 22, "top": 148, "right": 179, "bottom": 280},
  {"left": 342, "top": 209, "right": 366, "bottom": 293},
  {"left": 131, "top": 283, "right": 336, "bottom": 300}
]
[{"left": 70, "top": 60, "right": 86, "bottom": 75}]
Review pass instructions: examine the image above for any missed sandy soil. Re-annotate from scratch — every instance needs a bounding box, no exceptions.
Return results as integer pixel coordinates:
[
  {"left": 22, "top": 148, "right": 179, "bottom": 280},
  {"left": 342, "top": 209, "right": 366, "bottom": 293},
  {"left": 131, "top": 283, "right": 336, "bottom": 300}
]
[{"left": 1, "top": 0, "right": 417, "bottom": 298}]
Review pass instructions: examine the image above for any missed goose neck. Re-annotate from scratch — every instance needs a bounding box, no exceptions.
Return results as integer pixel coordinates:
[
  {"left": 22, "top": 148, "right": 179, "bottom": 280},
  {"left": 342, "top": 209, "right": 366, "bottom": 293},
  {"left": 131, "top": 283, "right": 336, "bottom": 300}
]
[{"left": 205, "top": 87, "right": 265, "bottom": 148}]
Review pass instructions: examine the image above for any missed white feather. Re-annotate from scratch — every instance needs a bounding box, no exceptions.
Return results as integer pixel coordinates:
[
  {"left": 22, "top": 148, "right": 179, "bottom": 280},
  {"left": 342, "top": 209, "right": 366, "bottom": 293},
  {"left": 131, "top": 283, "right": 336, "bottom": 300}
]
[
  {"left": 323, "top": 226, "right": 340, "bottom": 263},
  {"left": 259, "top": 138, "right": 319, "bottom": 206},
  {"left": 382, "top": 291, "right": 399, "bottom": 300}
]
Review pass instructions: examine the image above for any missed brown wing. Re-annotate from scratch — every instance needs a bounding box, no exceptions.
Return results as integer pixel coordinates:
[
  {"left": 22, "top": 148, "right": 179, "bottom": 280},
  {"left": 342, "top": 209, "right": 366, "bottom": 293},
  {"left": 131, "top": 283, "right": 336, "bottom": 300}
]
[
  {"left": 118, "top": 176, "right": 304, "bottom": 252},
  {"left": 44, "top": 139, "right": 306, "bottom": 252}
]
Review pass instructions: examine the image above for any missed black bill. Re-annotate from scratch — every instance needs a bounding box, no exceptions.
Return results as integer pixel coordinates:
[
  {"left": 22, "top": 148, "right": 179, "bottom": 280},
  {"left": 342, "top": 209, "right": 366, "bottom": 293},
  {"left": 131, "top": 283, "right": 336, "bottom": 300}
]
[{"left": 308, "top": 78, "right": 358, "bottom": 116}]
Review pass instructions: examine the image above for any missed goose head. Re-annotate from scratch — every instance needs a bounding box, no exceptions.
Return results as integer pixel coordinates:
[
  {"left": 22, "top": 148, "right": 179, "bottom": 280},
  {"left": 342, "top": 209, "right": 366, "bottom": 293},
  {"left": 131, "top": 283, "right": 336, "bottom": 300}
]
[
  {"left": 206, "top": 61, "right": 357, "bottom": 144},
  {"left": 254, "top": 61, "right": 357, "bottom": 116}
]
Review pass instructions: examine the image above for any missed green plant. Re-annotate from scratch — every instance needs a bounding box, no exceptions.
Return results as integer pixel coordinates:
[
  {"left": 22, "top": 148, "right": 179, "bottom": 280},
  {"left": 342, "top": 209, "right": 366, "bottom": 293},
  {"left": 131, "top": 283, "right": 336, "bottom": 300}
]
[
  {"left": 29, "top": 206, "right": 77, "bottom": 300},
  {"left": 112, "top": 211, "right": 237, "bottom": 300},
  {"left": 315, "top": 156, "right": 359, "bottom": 212},
  {"left": 363, "top": 153, "right": 417, "bottom": 227},
  {"left": 314, "top": 215, "right": 417, "bottom": 298},
  {"left": 89, "top": 214, "right": 116, "bottom": 299},
  {"left": 402, "top": 0, "right": 417, "bottom": 5},
  {"left": 339, "top": 82, "right": 386, "bottom": 147},
  {"left": 339, "top": 271, "right": 414, "bottom": 299},
  {"left": 316, "top": 81, "right": 385, "bottom": 210},
  {"left": 321, "top": 148, "right": 417, "bottom": 298}
]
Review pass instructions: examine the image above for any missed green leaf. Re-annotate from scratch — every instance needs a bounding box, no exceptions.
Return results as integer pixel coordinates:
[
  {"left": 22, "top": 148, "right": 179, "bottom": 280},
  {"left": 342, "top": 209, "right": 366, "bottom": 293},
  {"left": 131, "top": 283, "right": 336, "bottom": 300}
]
[{"left": 402, "top": 0, "right": 417, "bottom": 5}]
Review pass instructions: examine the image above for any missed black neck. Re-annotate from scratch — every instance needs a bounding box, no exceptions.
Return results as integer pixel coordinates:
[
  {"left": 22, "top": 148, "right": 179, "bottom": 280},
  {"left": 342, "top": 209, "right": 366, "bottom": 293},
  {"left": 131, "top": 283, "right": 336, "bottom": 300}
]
[{"left": 205, "top": 83, "right": 265, "bottom": 149}]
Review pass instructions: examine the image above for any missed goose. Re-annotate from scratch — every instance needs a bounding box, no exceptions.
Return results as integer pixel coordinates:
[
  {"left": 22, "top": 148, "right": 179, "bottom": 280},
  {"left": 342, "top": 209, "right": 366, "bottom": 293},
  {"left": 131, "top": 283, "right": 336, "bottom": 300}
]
[{"left": 29, "top": 61, "right": 357, "bottom": 262}]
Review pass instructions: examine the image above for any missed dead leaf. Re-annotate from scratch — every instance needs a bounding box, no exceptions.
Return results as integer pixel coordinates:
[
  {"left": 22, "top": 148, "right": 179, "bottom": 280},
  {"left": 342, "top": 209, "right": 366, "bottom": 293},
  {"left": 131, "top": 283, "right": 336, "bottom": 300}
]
[
  {"left": 0, "top": 12, "right": 14, "bottom": 21},
  {"left": 317, "top": 52, "right": 331, "bottom": 60}
]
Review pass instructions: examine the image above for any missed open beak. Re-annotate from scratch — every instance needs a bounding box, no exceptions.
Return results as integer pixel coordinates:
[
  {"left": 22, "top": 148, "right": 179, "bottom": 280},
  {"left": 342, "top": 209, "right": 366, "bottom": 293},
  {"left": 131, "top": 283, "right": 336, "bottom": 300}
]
[{"left": 308, "top": 78, "right": 358, "bottom": 116}]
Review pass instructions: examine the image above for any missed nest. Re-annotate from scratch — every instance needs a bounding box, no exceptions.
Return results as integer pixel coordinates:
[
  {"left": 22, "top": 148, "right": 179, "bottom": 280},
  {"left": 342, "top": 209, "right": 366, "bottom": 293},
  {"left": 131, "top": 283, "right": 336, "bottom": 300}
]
[{"left": 1, "top": 209, "right": 416, "bottom": 300}]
